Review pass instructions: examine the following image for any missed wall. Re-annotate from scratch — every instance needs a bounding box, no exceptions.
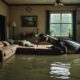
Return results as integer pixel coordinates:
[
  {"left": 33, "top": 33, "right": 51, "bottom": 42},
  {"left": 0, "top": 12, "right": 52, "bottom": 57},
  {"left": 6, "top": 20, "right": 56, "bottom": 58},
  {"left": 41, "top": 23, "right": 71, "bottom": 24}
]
[
  {"left": 0, "top": 1, "right": 9, "bottom": 40},
  {"left": 0, "top": 1, "right": 9, "bottom": 15},
  {"left": 9, "top": 5, "right": 46, "bottom": 39},
  {"left": 9, "top": 5, "right": 80, "bottom": 41}
]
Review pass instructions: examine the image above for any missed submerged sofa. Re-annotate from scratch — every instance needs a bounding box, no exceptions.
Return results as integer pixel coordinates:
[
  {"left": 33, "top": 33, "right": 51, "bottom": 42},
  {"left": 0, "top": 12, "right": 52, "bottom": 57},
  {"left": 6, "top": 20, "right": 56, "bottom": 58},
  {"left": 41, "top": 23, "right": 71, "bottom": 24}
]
[
  {"left": 16, "top": 45, "right": 62, "bottom": 55},
  {"left": 0, "top": 40, "right": 63, "bottom": 62},
  {"left": 0, "top": 41, "right": 19, "bottom": 62}
]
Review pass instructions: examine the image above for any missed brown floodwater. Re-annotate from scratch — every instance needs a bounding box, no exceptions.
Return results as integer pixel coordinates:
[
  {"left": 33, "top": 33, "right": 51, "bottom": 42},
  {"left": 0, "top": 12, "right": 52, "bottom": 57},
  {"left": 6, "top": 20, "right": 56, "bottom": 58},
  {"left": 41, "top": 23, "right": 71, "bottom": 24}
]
[{"left": 0, "top": 54, "right": 80, "bottom": 80}]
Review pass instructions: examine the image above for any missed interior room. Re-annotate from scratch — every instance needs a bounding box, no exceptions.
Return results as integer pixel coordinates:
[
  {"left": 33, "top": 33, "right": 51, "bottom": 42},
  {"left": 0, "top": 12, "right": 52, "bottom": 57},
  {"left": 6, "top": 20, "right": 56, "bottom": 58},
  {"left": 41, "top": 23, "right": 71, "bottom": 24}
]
[{"left": 0, "top": 0, "right": 80, "bottom": 80}]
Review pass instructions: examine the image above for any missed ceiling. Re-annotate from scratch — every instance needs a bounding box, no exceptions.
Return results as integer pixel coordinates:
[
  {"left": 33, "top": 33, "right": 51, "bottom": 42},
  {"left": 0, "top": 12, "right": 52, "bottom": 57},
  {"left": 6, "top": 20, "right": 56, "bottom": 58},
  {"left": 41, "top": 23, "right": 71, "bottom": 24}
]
[{"left": 2, "top": 0, "right": 80, "bottom": 5}]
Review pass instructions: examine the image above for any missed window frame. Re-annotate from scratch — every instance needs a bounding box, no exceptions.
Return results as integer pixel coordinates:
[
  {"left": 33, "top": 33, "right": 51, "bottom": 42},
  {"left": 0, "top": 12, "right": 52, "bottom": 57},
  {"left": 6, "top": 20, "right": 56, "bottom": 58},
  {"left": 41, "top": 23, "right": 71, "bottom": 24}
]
[{"left": 49, "top": 12, "right": 73, "bottom": 37}]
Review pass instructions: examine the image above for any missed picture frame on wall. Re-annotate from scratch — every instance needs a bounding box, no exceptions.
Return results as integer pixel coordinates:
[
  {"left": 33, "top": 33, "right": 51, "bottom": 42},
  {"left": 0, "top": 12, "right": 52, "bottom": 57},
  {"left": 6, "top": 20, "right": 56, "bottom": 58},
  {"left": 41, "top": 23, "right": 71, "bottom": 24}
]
[{"left": 21, "top": 16, "right": 37, "bottom": 27}]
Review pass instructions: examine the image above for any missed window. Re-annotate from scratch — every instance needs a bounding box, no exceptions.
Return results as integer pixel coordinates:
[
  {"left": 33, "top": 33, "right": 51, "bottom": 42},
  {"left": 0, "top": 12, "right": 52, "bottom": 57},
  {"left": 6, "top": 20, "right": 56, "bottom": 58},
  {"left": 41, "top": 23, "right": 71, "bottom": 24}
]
[{"left": 50, "top": 13, "right": 73, "bottom": 37}]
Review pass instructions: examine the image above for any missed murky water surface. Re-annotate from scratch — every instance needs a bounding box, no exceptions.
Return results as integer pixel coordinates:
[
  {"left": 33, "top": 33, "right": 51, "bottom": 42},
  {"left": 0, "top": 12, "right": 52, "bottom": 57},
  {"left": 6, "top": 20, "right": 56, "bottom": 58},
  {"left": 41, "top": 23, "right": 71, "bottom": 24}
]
[{"left": 0, "top": 54, "right": 80, "bottom": 80}]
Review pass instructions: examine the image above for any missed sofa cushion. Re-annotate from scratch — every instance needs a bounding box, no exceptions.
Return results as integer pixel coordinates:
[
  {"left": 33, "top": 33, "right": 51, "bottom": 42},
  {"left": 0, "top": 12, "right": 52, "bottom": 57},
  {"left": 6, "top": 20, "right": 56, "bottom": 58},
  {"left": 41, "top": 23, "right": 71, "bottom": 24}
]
[
  {"left": 0, "top": 42, "right": 4, "bottom": 48},
  {"left": 2, "top": 41, "right": 10, "bottom": 46},
  {"left": 13, "top": 40, "right": 35, "bottom": 47},
  {"left": 7, "top": 39, "right": 15, "bottom": 44},
  {"left": 21, "top": 40, "right": 35, "bottom": 47}
]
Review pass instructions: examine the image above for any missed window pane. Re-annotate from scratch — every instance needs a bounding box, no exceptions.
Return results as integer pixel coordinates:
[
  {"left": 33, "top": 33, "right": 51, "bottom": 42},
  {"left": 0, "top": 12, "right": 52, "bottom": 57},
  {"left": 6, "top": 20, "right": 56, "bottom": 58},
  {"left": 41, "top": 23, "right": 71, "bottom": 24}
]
[
  {"left": 49, "top": 13, "right": 73, "bottom": 37},
  {"left": 50, "top": 14, "right": 60, "bottom": 23},
  {"left": 50, "top": 24, "right": 60, "bottom": 36},
  {"left": 61, "top": 24, "right": 72, "bottom": 36},
  {"left": 62, "top": 14, "right": 72, "bottom": 23}
]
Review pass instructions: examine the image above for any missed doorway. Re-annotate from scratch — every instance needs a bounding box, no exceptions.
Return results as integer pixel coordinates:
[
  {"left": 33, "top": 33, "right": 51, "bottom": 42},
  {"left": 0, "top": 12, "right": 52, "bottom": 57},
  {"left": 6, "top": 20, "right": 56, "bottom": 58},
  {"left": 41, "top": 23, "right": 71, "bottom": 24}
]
[{"left": 0, "top": 15, "right": 6, "bottom": 40}]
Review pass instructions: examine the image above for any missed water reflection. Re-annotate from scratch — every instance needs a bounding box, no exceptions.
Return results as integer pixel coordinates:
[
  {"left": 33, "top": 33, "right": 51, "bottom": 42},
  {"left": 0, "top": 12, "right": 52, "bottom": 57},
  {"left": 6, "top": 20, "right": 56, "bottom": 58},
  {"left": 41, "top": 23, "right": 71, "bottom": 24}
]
[
  {"left": 50, "top": 62, "right": 71, "bottom": 79},
  {"left": 0, "top": 55, "right": 80, "bottom": 80},
  {"left": 0, "top": 55, "right": 15, "bottom": 69}
]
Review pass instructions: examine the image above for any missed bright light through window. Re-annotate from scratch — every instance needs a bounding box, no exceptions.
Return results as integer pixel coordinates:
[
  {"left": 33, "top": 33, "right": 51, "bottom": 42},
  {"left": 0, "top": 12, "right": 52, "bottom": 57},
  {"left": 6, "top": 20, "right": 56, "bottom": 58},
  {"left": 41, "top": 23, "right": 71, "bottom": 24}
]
[{"left": 50, "top": 13, "right": 73, "bottom": 37}]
